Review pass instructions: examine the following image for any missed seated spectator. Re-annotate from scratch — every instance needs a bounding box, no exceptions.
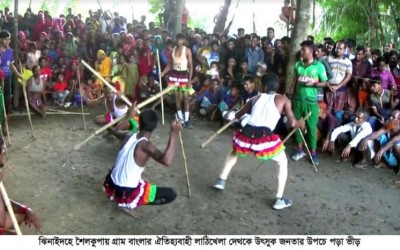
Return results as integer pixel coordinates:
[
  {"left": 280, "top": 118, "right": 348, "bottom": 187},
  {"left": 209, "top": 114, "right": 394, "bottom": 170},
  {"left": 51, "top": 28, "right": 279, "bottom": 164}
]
[
  {"left": 196, "top": 79, "right": 224, "bottom": 118},
  {"left": 203, "top": 40, "right": 220, "bottom": 68},
  {"left": 360, "top": 110, "right": 400, "bottom": 172},
  {"left": 241, "top": 75, "right": 259, "bottom": 103},
  {"left": 358, "top": 78, "right": 371, "bottom": 109},
  {"left": 368, "top": 76, "right": 399, "bottom": 131},
  {"left": 318, "top": 102, "right": 338, "bottom": 148},
  {"left": 52, "top": 73, "right": 70, "bottom": 107},
  {"left": 323, "top": 109, "right": 373, "bottom": 167},
  {"left": 94, "top": 49, "right": 112, "bottom": 95},
  {"left": 218, "top": 85, "right": 242, "bottom": 122},
  {"left": 26, "top": 42, "right": 40, "bottom": 70},
  {"left": 206, "top": 61, "right": 220, "bottom": 82},
  {"left": 27, "top": 65, "right": 47, "bottom": 117}
]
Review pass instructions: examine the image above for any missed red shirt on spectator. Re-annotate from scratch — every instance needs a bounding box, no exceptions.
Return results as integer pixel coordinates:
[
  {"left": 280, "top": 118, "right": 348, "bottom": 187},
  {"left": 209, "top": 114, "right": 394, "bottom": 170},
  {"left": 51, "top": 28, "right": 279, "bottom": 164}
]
[
  {"left": 53, "top": 80, "right": 68, "bottom": 92},
  {"left": 40, "top": 67, "right": 52, "bottom": 82}
]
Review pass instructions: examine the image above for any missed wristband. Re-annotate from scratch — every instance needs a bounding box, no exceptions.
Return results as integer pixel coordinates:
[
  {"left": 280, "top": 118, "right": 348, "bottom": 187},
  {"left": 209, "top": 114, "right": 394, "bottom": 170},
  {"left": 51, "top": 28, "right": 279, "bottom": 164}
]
[
  {"left": 21, "top": 206, "right": 28, "bottom": 215},
  {"left": 129, "top": 118, "right": 138, "bottom": 133}
]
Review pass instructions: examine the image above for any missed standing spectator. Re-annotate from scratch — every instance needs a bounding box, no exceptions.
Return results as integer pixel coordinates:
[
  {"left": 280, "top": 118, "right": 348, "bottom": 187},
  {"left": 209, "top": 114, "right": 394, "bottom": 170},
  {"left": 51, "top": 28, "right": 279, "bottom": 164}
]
[
  {"left": 326, "top": 41, "right": 352, "bottom": 116},
  {"left": 288, "top": 40, "right": 328, "bottom": 165},
  {"left": 245, "top": 36, "right": 264, "bottom": 74},
  {"left": 371, "top": 57, "right": 396, "bottom": 90},
  {"left": 0, "top": 30, "right": 21, "bottom": 114}
]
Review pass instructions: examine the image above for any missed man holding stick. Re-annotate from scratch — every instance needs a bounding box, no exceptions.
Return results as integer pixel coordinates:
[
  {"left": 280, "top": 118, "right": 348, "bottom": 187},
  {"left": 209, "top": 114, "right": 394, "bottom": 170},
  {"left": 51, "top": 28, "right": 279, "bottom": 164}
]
[
  {"left": 103, "top": 102, "right": 181, "bottom": 216},
  {"left": 160, "top": 33, "right": 193, "bottom": 128},
  {"left": 288, "top": 40, "right": 328, "bottom": 165},
  {"left": 0, "top": 150, "right": 41, "bottom": 234},
  {"left": 213, "top": 75, "right": 305, "bottom": 210}
]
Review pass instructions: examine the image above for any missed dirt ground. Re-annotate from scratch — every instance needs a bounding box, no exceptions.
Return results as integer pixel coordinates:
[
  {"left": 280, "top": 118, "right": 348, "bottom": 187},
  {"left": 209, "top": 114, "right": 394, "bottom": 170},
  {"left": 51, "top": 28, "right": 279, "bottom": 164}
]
[{"left": 2, "top": 105, "right": 400, "bottom": 235}]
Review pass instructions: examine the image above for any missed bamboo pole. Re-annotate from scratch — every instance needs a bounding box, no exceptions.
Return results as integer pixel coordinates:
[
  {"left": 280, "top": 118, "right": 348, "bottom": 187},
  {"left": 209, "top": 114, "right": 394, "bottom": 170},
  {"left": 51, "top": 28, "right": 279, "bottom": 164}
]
[
  {"left": 200, "top": 119, "right": 236, "bottom": 148},
  {"left": 156, "top": 50, "right": 165, "bottom": 125},
  {"left": 74, "top": 86, "right": 174, "bottom": 150},
  {"left": 0, "top": 182, "right": 22, "bottom": 235},
  {"left": 1, "top": 96, "right": 11, "bottom": 146},
  {"left": 22, "top": 81, "right": 36, "bottom": 139},
  {"left": 77, "top": 64, "right": 87, "bottom": 130},
  {"left": 18, "top": 60, "right": 35, "bottom": 139},
  {"left": 80, "top": 60, "right": 132, "bottom": 106},
  {"left": 0, "top": 126, "right": 8, "bottom": 158},
  {"left": 179, "top": 131, "right": 191, "bottom": 197}
]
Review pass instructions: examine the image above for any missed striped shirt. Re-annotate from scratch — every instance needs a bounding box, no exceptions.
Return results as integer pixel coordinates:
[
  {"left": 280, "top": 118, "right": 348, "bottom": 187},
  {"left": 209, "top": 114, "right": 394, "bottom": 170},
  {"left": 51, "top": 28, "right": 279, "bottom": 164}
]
[{"left": 327, "top": 56, "right": 352, "bottom": 85}]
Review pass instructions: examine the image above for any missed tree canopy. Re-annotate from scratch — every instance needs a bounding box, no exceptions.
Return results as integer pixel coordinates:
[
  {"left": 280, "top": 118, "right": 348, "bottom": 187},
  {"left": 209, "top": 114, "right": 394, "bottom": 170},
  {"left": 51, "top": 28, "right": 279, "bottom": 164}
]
[{"left": 315, "top": 0, "right": 400, "bottom": 48}]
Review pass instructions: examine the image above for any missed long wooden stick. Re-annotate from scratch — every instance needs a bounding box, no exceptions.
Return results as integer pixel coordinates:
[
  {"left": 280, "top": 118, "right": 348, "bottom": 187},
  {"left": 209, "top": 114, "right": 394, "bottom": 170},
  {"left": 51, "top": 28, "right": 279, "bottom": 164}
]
[
  {"left": 1, "top": 96, "right": 11, "bottom": 146},
  {"left": 156, "top": 50, "right": 165, "bottom": 125},
  {"left": 77, "top": 64, "right": 87, "bottom": 130},
  {"left": 201, "top": 119, "right": 236, "bottom": 148},
  {"left": 94, "top": 86, "right": 174, "bottom": 135},
  {"left": 80, "top": 60, "right": 132, "bottom": 106},
  {"left": 298, "top": 128, "right": 318, "bottom": 172},
  {"left": 19, "top": 61, "right": 35, "bottom": 139},
  {"left": 0, "top": 182, "right": 22, "bottom": 235},
  {"left": 0, "top": 126, "right": 8, "bottom": 158},
  {"left": 22, "top": 81, "right": 36, "bottom": 139},
  {"left": 200, "top": 95, "right": 264, "bottom": 148},
  {"left": 179, "top": 131, "right": 191, "bottom": 197},
  {"left": 9, "top": 112, "right": 90, "bottom": 117},
  {"left": 74, "top": 86, "right": 175, "bottom": 150}
]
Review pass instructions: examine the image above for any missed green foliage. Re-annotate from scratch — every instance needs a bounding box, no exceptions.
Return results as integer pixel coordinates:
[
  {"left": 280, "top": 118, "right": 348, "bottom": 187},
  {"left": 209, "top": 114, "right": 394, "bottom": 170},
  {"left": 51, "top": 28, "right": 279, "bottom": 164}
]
[
  {"left": 39, "top": 0, "right": 50, "bottom": 13},
  {"left": 148, "top": 0, "right": 164, "bottom": 14},
  {"left": 316, "top": 0, "right": 399, "bottom": 48},
  {"left": 0, "top": 0, "right": 11, "bottom": 10}
]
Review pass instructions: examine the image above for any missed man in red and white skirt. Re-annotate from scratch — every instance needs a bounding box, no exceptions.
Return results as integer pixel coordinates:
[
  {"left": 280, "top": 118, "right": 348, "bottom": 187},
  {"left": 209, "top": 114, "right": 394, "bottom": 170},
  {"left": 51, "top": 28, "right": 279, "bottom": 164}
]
[{"left": 213, "top": 75, "right": 305, "bottom": 210}]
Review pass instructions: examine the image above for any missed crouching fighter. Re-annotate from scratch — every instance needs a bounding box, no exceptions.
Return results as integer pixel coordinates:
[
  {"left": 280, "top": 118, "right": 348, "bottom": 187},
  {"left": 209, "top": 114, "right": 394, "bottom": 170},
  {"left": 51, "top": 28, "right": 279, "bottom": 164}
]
[{"left": 103, "top": 102, "right": 182, "bottom": 217}]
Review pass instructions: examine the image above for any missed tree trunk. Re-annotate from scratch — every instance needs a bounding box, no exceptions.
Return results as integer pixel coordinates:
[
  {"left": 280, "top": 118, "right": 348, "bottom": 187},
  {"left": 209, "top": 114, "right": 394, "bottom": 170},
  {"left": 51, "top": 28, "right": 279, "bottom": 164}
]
[
  {"left": 173, "top": 0, "right": 185, "bottom": 36},
  {"left": 213, "top": 0, "right": 232, "bottom": 34},
  {"left": 284, "top": 0, "right": 312, "bottom": 92},
  {"left": 13, "top": 0, "right": 19, "bottom": 65}
]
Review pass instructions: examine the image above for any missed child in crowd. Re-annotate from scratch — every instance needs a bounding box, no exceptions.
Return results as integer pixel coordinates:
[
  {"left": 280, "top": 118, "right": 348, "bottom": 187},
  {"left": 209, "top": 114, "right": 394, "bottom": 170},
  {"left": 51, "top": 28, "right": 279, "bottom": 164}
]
[
  {"left": 218, "top": 85, "right": 242, "bottom": 122},
  {"left": 52, "top": 73, "right": 70, "bottom": 107}
]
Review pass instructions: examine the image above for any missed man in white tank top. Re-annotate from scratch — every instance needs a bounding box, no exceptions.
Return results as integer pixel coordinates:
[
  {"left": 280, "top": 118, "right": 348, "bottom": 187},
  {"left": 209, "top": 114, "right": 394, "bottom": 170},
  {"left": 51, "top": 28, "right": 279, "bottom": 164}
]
[
  {"left": 161, "top": 33, "right": 193, "bottom": 128},
  {"left": 213, "top": 75, "right": 305, "bottom": 210},
  {"left": 103, "top": 104, "right": 182, "bottom": 216}
]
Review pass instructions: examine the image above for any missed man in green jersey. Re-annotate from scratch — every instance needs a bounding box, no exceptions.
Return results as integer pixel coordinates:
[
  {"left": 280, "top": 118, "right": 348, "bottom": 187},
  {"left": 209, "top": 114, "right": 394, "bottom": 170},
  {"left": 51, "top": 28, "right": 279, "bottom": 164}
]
[{"left": 288, "top": 40, "right": 328, "bottom": 165}]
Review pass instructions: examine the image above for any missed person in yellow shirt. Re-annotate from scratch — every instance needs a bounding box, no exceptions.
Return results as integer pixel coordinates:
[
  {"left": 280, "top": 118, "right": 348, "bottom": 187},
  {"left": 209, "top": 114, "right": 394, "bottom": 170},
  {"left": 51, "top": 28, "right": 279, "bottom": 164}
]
[{"left": 94, "top": 50, "right": 112, "bottom": 97}]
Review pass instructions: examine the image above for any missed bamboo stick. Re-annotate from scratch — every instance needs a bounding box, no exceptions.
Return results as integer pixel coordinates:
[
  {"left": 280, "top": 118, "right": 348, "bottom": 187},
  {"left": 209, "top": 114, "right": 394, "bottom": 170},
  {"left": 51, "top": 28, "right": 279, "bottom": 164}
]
[
  {"left": 156, "top": 50, "right": 165, "bottom": 125},
  {"left": 74, "top": 86, "right": 174, "bottom": 150},
  {"left": 0, "top": 182, "right": 22, "bottom": 235},
  {"left": 77, "top": 64, "right": 87, "bottom": 130},
  {"left": 80, "top": 60, "right": 132, "bottom": 106},
  {"left": 179, "top": 131, "right": 191, "bottom": 197},
  {"left": 1, "top": 96, "right": 11, "bottom": 146}
]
